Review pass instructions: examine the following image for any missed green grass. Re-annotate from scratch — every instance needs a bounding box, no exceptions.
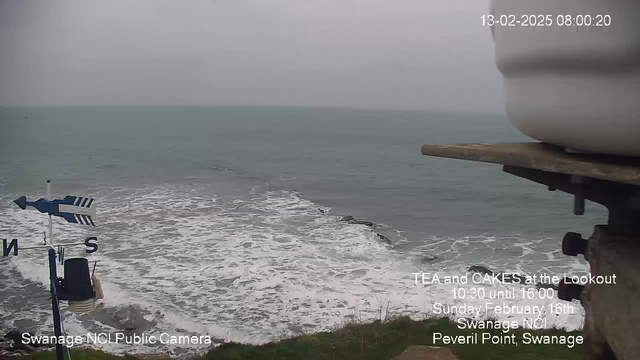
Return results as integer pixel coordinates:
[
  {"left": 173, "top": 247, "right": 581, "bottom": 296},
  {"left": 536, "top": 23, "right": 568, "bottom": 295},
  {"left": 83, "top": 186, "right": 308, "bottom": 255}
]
[
  {"left": 16, "top": 317, "right": 584, "bottom": 360},
  {"left": 204, "top": 317, "right": 583, "bottom": 360}
]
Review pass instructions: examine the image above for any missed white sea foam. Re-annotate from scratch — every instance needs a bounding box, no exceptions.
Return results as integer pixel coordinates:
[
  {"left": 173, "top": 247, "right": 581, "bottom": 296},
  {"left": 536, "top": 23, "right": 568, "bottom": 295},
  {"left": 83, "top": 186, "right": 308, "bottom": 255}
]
[{"left": 0, "top": 184, "right": 586, "bottom": 355}]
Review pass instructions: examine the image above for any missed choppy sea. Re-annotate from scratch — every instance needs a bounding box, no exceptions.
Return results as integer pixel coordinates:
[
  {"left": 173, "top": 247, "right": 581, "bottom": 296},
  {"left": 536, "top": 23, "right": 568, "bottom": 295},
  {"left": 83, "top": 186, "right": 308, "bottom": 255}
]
[{"left": 0, "top": 107, "right": 605, "bottom": 355}]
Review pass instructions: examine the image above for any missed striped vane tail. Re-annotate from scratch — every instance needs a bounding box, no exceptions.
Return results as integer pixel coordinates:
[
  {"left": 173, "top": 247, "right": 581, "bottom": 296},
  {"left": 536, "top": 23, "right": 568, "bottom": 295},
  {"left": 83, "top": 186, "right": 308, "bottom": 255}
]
[
  {"left": 59, "top": 196, "right": 97, "bottom": 226},
  {"left": 76, "top": 214, "right": 95, "bottom": 226},
  {"left": 73, "top": 196, "right": 94, "bottom": 208},
  {"left": 60, "top": 213, "right": 96, "bottom": 226}
]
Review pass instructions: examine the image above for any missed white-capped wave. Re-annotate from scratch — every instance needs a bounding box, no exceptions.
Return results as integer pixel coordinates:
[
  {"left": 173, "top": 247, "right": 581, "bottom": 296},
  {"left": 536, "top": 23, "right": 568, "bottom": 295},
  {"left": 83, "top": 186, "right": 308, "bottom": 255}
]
[{"left": 0, "top": 184, "right": 586, "bottom": 356}]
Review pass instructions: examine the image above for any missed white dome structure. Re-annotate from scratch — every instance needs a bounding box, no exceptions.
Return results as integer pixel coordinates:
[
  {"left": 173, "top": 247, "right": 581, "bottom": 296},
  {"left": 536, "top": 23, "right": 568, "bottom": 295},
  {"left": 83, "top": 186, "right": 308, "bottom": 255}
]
[{"left": 491, "top": 0, "right": 640, "bottom": 157}]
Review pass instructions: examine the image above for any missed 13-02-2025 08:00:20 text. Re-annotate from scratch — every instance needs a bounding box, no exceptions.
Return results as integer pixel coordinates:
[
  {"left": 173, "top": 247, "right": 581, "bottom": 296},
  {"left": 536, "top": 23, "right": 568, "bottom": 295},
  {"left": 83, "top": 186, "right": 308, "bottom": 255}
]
[{"left": 481, "top": 14, "right": 612, "bottom": 28}]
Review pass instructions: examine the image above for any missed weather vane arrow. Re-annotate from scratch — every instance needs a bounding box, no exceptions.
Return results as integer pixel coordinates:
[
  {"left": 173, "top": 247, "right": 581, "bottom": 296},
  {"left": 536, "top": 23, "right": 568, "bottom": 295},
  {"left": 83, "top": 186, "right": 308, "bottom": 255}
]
[
  {"left": 14, "top": 195, "right": 97, "bottom": 226},
  {"left": 7, "top": 181, "right": 100, "bottom": 360}
]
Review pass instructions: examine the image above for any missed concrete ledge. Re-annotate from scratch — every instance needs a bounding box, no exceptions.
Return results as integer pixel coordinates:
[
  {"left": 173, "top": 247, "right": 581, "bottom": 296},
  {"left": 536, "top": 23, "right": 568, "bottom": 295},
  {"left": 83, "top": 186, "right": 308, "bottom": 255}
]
[{"left": 421, "top": 143, "right": 640, "bottom": 186}]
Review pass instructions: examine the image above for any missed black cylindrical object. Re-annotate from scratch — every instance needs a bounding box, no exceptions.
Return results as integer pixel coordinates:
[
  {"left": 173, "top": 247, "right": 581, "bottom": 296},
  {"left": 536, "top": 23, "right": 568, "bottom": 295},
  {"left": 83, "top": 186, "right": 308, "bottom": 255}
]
[
  {"left": 558, "top": 277, "right": 584, "bottom": 302},
  {"left": 61, "top": 258, "right": 94, "bottom": 301},
  {"left": 562, "top": 232, "right": 588, "bottom": 257}
]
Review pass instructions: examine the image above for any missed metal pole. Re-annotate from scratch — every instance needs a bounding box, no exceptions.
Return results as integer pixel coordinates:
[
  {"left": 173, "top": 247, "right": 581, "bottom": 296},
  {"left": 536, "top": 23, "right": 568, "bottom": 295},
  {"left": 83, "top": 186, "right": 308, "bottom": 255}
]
[
  {"left": 46, "top": 181, "right": 63, "bottom": 360},
  {"left": 47, "top": 180, "right": 54, "bottom": 247},
  {"left": 48, "top": 248, "right": 64, "bottom": 360}
]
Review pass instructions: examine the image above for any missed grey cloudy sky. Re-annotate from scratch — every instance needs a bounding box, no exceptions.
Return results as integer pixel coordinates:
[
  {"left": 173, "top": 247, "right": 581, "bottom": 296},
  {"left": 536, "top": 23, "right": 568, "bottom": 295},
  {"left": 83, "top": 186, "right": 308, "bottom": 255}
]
[{"left": 0, "top": 0, "right": 505, "bottom": 112}]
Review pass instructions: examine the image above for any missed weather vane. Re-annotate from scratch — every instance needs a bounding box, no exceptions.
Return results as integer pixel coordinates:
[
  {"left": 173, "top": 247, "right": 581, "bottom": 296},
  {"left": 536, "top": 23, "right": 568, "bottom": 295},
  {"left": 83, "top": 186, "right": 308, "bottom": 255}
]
[{"left": 6, "top": 180, "right": 103, "bottom": 360}]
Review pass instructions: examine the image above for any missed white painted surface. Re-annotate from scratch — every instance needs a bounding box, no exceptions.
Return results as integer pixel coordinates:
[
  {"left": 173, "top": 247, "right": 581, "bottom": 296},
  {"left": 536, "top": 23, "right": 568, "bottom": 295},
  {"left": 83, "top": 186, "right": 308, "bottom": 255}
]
[
  {"left": 58, "top": 204, "right": 96, "bottom": 216},
  {"left": 491, "top": 0, "right": 640, "bottom": 156}
]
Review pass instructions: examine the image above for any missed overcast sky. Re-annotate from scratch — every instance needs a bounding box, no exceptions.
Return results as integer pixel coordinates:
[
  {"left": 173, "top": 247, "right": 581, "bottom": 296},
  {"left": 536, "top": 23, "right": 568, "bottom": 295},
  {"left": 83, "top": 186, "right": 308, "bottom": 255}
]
[{"left": 0, "top": 0, "right": 505, "bottom": 112}]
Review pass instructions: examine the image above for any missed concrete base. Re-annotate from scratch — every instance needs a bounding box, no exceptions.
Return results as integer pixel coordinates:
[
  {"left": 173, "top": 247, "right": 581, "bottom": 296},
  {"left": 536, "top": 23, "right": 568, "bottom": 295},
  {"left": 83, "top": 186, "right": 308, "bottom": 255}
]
[{"left": 583, "top": 226, "right": 640, "bottom": 360}]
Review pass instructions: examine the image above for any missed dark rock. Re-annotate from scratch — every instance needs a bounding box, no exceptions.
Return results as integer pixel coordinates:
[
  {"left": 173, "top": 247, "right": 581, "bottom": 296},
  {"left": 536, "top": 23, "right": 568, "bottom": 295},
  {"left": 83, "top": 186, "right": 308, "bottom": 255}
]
[
  {"left": 3, "top": 331, "right": 21, "bottom": 342},
  {"left": 318, "top": 208, "right": 326, "bottom": 214},
  {"left": 348, "top": 220, "right": 374, "bottom": 227},
  {"left": 376, "top": 233, "right": 392, "bottom": 245},
  {"left": 2, "top": 331, "right": 37, "bottom": 350},
  {"left": 421, "top": 254, "right": 439, "bottom": 262},
  {"left": 467, "top": 265, "right": 494, "bottom": 275},
  {"left": 340, "top": 215, "right": 375, "bottom": 227},
  {"left": 211, "top": 337, "right": 226, "bottom": 344}
]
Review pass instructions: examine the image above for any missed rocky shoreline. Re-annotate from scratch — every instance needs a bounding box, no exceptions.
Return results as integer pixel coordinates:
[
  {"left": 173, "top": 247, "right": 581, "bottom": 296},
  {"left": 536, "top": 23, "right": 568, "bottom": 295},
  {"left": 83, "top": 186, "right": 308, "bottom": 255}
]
[
  {"left": 337, "top": 214, "right": 393, "bottom": 245},
  {"left": 1, "top": 330, "right": 53, "bottom": 357}
]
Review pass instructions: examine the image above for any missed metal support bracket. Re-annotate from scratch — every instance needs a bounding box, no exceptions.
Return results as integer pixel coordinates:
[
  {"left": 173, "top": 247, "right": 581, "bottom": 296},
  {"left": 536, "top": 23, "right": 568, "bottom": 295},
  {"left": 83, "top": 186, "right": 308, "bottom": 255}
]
[{"left": 503, "top": 165, "right": 640, "bottom": 236}]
